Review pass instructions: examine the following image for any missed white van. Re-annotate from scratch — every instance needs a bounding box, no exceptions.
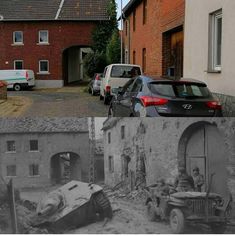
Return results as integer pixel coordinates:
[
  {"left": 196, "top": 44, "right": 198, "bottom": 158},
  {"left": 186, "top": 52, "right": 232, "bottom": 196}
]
[
  {"left": 0, "top": 70, "right": 35, "bottom": 91},
  {"left": 100, "top": 64, "right": 142, "bottom": 104}
]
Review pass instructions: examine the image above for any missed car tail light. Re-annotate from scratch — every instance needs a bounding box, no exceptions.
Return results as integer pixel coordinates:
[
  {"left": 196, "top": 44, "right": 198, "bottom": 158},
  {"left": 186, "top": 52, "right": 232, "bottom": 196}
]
[
  {"left": 106, "top": 86, "right": 111, "bottom": 93},
  {"left": 26, "top": 71, "right": 29, "bottom": 81},
  {"left": 95, "top": 74, "right": 100, "bottom": 81},
  {"left": 206, "top": 101, "right": 222, "bottom": 110},
  {"left": 140, "top": 96, "right": 168, "bottom": 107}
]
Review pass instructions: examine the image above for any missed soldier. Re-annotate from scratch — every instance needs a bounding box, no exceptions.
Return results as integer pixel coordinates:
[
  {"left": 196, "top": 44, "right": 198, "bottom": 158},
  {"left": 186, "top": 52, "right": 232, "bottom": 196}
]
[
  {"left": 174, "top": 167, "right": 194, "bottom": 192},
  {"left": 192, "top": 167, "right": 204, "bottom": 192}
]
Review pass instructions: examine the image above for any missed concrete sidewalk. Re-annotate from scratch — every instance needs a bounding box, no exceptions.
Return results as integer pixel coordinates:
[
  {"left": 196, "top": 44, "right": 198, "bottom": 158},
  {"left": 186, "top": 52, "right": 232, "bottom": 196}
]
[{"left": 0, "top": 96, "right": 32, "bottom": 117}]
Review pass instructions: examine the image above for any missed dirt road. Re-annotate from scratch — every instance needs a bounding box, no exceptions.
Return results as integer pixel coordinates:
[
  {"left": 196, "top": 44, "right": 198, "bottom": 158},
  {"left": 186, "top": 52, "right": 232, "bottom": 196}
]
[{"left": 70, "top": 198, "right": 172, "bottom": 234}]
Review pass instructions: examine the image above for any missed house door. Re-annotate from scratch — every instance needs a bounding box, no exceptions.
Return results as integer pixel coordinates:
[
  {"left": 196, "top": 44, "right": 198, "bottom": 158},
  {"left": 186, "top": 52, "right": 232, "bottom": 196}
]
[{"left": 186, "top": 124, "right": 229, "bottom": 198}]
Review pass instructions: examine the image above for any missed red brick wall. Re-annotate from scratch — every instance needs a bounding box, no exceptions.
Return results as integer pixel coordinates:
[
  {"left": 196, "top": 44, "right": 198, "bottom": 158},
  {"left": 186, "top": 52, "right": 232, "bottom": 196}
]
[
  {"left": 123, "top": 0, "right": 185, "bottom": 77},
  {"left": 0, "top": 21, "right": 96, "bottom": 81}
]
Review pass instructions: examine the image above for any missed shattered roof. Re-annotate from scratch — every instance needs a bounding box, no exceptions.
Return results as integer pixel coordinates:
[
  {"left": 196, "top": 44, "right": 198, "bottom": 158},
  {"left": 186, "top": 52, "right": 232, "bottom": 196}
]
[
  {"left": 0, "top": 118, "right": 89, "bottom": 133},
  {"left": 102, "top": 118, "right": 122, "bottom": 131},
  {"left": 0, "top": 0, "right": 109, "bottom": 21}
]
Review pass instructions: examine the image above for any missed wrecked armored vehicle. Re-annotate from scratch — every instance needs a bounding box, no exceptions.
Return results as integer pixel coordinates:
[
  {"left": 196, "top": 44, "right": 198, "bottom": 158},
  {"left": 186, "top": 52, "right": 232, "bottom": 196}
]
[
  {"left": 145, "top": 186, "right": 232, "bottom": 234},
  {"left": 31, "top": 181, "right": 112, "bottom": 233}
]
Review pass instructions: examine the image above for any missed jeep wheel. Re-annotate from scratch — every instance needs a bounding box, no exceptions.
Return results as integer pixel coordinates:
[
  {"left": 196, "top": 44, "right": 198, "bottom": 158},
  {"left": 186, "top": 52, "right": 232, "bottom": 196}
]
[
  {"left": 210, "top": 223, "right": 226, "bottom": 234},
  {"left": 146, "top": 201, "right": 156, "bottom": 222},
  {"left": 94, "top": 191, "right": 113, "bottom": 219},
  {"left": 170, "top": 208, "right": 185, "bottom": 234},
  {"left": 13, "top": 83, "right": 22, "bottom": 91}
]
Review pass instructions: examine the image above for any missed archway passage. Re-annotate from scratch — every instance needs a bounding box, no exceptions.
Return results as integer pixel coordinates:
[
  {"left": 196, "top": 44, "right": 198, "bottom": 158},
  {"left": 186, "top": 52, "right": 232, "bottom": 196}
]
[
  {"left": 178, "top": 122, "right": 230, "bottom": 198},
  {"left": 50, "top": 152, "right": 81, "bottom": 185},
  {"left": 62, "top": 46, "right": 92, "bottom": 86}
]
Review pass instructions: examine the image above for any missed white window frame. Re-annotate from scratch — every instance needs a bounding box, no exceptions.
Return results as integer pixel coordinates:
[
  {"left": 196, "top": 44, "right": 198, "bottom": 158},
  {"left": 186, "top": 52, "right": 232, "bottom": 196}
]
[
  {"left": 38, "top": 30, "right": 49, "bottom": 44},
  {"left": 209, "top": 10, "right": 222, "bottom": 72},
  {"left": 6, "top": 140, "right": 16, "bottom": 153},
  {"left": 14, "top": 60, "right": 23, "bottom": 70},
  {"left": 13, "top": 31, "right": 23, "bottom": 45},
  {"left": 39, "top": 60, "right": 49, "bottom": 74}
]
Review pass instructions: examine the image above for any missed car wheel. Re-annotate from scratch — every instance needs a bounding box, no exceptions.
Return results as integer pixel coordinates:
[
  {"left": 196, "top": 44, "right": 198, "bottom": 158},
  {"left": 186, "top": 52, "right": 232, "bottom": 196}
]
[
  {"left": 100, "top": 94, "right": 104, "bottom": 101},
  {"left": 108, "top": 105, "right": 115, "bottom": 117},
  {"left": 146, "top": 202, "right": 156, "bottom": 222},
  {"left": 210, "top": 223, "right": 227, "bottom": 234},
  {"left": 169, "top": 208, "right": 185, "bottom": 234},
  {"left": 104, "top": 96, "right": 110, "bottom": 105},
  {"left": 13, "top": 83, "right": 22, "bottom": 91},
  {"left": 94, "top": 191, "right": 113, "bottom": 219},
  {"left": 91, "top": 88, "right": 95, "bottom": 96}
]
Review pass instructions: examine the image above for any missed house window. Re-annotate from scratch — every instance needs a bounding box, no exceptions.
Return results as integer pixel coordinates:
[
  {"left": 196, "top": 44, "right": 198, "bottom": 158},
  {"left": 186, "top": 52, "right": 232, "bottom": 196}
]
[
  {"left": 108, "top": 156, "right": 114, "bottom": 173},
  {"left": 39, "top": 30, "right": 49, "bottom": 44},
  {"left": 30, "top": 140, "right": 38, "bottom": 151},
  {"left": 6, "top": 165, "right": 16, "bottom": 177},
  {"left": 39, "top": 60, "right": 49, "bottom": 73},
  {"left": 209, "top": 10, "right": 222, "bottom": 72},
  {"left": 108, "top": 132, "right": 111, "bottom": 144},
  {"left": 133, "top": 51, "right": 136, "bottom": 64},
  {"left": 142, "top": 48, "right": 147, "bottom": 73},
  {"left": 133, "top": 9, "right": 136, "bottom": 32},
  {"left": 29, "top": 164, "right": 39, "bottom": 176},
  {"left": 143, "top": 0, "right": 147, "bottom": 25},
  {"left": 121, "top": 125, "right": 125, "bottom": 139},
  {"left": 13, "top": 31, "right": 23, "bottom": 44},
  {"left": 6, "top": 141, "right": 16, "bottom": 152},
  {"left": 14, "top": 60, "right": 23, "bottom": 70}
]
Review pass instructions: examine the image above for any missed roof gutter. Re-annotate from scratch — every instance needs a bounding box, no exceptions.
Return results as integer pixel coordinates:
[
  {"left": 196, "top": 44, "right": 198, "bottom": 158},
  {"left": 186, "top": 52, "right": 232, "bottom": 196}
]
[{"left": 55, "top": 0, "right": 65, "bottom": 20}]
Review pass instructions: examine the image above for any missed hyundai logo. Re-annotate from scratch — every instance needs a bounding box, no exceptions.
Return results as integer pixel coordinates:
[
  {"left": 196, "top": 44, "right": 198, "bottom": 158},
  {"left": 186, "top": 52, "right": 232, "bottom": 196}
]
[{"left": 182, "top": 104, "right": 193, "bottom": 110}]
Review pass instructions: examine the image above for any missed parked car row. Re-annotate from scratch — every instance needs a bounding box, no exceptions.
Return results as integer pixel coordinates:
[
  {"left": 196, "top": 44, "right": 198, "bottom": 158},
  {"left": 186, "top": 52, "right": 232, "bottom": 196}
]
[{"left": 88, "top": 64, "right": 223, "bottom": 117}]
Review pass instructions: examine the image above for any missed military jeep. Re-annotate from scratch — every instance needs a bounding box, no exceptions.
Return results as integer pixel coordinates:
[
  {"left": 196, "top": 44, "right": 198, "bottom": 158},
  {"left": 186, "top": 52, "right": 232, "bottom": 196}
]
[{"left": 145, "top": 186, "right": 232, "bottom": 234}]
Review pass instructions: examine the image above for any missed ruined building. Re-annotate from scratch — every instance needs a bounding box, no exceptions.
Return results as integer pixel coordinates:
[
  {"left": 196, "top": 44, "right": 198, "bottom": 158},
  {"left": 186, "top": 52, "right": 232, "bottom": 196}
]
[
  {"left": 0, "top": 118, "right": 99, "bottom": 188},
  {"left": 103, "top": 118, "right": 235, "bottom": 201}
]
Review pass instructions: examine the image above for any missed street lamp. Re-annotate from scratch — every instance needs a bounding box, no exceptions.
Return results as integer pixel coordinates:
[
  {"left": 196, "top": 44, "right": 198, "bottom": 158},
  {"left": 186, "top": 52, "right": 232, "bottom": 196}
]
[{"left": 120, "top": 0, "right": 123, "bottom": 64}]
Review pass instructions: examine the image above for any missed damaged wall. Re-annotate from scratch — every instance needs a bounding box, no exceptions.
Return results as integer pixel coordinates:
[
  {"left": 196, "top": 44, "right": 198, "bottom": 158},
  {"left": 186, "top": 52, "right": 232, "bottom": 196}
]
[
  {"left": 0, "top": 132, "right": 90, "bottom": 188},
  {"left": 103, "top": 118, "right": 235, "bottom": 199}
]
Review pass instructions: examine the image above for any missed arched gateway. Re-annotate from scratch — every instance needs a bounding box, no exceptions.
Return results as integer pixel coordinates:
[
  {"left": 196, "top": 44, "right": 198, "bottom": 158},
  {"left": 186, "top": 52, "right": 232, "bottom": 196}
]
[
  {"left": 50, "top": 152, "right": 81, "bottom": 184},
  {"left": 178, "top": 122, "right": 230, "bottom": 198}
]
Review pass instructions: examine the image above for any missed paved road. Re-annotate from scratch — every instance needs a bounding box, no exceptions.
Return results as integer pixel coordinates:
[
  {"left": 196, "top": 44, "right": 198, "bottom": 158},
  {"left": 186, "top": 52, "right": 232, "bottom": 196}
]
[{"left": 8, "top": 87, "right": 109, "bottom": 117}]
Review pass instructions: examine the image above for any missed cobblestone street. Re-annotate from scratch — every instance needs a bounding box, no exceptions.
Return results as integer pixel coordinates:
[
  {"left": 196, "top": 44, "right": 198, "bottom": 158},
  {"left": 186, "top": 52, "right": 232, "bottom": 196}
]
[{"left": 2, "top": 87, "right": 108, "bottom": 117}]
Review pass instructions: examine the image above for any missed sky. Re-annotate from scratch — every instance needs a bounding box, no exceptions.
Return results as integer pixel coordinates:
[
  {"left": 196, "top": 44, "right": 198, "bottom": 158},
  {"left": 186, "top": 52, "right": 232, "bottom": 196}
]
[{"left": 116, "top": 0, "right": 129, "bottom": 18}]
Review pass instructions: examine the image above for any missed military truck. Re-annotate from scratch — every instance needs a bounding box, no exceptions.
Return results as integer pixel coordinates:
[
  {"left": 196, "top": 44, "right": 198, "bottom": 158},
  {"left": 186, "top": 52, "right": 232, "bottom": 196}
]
[{"left": 31, "top": 181, "right": 112, "bottom": 233}]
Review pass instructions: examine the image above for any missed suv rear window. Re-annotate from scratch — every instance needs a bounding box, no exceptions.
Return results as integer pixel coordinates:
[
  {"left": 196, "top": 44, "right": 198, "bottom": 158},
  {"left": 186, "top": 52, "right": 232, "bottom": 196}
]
[
  {"left": 111, "top": 66, "right": 141, "bottom": 78},
  {"left": 149, "top": 82, "right": 211, "bottom": 98}
]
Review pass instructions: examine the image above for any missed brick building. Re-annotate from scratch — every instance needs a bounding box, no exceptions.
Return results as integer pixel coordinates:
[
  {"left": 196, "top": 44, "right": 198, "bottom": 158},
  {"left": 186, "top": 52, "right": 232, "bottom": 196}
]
[
  {"left": 103, "top": 118, "right": 235, "bottom": 201},
  {"left": 0, "top": 118, "right": 93, "bottom": 188},
  {"left": 123, "top": 0, "right": 185, "bottom": 78},
  {"left": 0, "top": 0, "right": 109, "bottom": 88}
]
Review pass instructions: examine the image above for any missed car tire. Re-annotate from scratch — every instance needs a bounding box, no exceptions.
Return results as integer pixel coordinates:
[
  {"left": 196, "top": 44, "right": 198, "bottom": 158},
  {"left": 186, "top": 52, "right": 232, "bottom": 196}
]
[
  {"left": 146, "top": 201, "right": 156, "bottom": 222},
  {"left": 169, "top": 208, "right": 185, "bottom": 234},
  {"left": 13, "top": 83, "right": 22, "bottom": 91},
  {"left": 91, "top": 88, "right": 95, "bottom": 96},
  {"left": 94, "top": 191, "right": 113, "bottom": 219},
  {"left": 108, "top": 105, "right": 114, "bottom": 117},
  {"left": 210, "top": 223, "right": 227, "bottom": 234},
  {"left": 104, "top": 96, "right": 110, "bottom": 105}
]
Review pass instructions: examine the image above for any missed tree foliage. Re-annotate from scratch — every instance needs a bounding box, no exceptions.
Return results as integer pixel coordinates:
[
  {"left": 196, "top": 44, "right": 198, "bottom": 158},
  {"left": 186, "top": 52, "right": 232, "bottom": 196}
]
[
  {"left": 84, "top": 0, "right": 119, "bottom": 77},
  {"left": 106, "top": 29, "right": 121, "bottom": 64}
]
